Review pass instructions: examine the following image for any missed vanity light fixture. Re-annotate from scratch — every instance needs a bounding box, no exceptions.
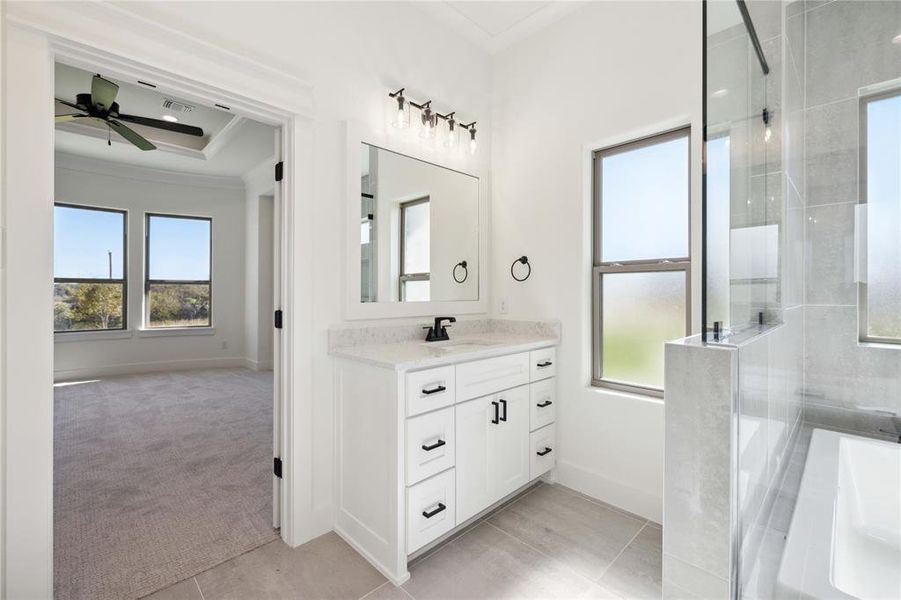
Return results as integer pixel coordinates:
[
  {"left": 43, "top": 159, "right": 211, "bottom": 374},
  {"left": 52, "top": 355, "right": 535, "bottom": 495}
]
[
  {"left": 461, "top": 121, "right": 477, "bottom": 155},
  {"left": 441, "top": 112, "right": 459, "bottom": 148},
  {"left": 412, "top": 100, "right": 437, "bottom": 139},
  {"left": 389, "top": 88, "right": 410, "bottom": 129},
  {"left": 386, "top": 87, "right": 478, "bottom": 154}
]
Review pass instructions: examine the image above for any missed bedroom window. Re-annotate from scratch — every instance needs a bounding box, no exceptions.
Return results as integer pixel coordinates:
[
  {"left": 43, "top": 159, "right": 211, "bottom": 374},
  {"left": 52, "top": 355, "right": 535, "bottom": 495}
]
[
  {"left": 145, "top": 213, "right": 212, "bottom": 328},
  {"left": 591, "top": 127, "right": 691, "bottom": 395},
  {"left": 54, "top": 203, "right": 128, "bottom": 333},
  {"left": 860, "top": 90, "right": 901, "bottom": 344},
  {"left": 399, "top": 197, "right": 430, "bottom": 301}
]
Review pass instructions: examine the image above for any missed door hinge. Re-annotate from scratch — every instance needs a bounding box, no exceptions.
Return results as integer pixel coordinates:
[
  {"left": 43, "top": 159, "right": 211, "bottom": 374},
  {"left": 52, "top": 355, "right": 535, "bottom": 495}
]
[
  {"left": 275, "top": 161, "right": 284, "bottom": 182},
  {"left": 273, "top": 457, "right": 283, "bottom": 479},
  {"left": 274, "top": 309, "right": 283, "bottom": 329}
]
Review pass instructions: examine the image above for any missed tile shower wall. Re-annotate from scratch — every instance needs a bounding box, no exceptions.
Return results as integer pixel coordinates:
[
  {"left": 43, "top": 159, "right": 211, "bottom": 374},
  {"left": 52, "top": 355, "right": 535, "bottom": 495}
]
[{"left": 801, "top": 0, "right": 901, "bottom": 433}]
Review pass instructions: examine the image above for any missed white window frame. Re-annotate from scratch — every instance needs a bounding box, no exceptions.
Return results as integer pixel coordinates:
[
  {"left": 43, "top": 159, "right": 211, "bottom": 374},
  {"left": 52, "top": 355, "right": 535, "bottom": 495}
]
[{"left": 591, "top": 127, "right": 692, "bottom": 397}]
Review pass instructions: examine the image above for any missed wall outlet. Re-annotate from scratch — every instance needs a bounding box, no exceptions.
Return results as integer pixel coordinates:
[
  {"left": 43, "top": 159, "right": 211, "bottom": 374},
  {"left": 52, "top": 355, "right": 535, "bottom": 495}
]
[
  {"left": 221, "top": 341, "right": 228, "bottom": 350},
  {"left": 499, "top": 297, "right": 509, "bottom": 315}
]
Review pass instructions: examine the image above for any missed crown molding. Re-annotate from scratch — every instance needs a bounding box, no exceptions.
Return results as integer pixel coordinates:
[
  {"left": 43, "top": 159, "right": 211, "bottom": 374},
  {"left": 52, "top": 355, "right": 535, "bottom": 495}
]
[{"left": 55, "top": 151, "right": 245, "bottom": 191}]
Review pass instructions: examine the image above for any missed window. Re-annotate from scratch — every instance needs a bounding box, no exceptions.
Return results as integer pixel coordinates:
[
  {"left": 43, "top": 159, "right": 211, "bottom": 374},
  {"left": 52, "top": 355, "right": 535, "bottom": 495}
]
[
  {"left": 399, "top": 198, "right": 430, "bottom": 301},
  {"left": 592, "top": 128, "right": 690, "bottom": 394},
  {"left": 860, "top": 90, "right": 901, "bottom": 343},
  {"left": 145, "top": 214, "right": 212, "bottom": 328},
  {"left": 54, "top": 204, "right": 127, "bottom": 332}
]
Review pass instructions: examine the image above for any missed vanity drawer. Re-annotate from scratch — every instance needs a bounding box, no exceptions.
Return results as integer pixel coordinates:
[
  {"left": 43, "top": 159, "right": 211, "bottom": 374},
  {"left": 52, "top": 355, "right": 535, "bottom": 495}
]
[
  {"left": 529, "top": 378, "right": 556, "bottom": 432},
  {"left": 407, "top": 468, "right": 456, "bottom": 554},
  {"left": 529, "top": 348, "right": 556, "bottom": 381},
  {"left": 456, "top": 352, "right": 530, "bottom": 402},
  {"left": 406, "top": 407, "right": 455, "bottom": 485},
  {"left": 407, "top": 365, "right": 456, "bottom": 417},
  {"left": 530, "top": 424, "right": 556, "bottom": 479}
]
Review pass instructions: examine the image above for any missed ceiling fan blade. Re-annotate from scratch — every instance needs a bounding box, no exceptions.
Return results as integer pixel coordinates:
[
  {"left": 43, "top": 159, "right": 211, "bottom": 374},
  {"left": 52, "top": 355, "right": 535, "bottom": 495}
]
[
  {"left": 116, "top": 113, "right": 204, "bottom": 137},
  {"left": 55, "top": 98, "right": 88, "bottom": 112},
  {"left": 91, "top": 75, "right": 119, "bottom": 110},
  {"left": 109, "top": 119, "right": 156, "bottom": 151},
  {"left": 55, "top": 114, "right": 90, "bottom": 123}
]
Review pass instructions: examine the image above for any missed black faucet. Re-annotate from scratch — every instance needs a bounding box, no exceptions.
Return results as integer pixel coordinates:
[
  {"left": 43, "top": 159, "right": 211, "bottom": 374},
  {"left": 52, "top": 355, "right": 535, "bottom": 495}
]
[{"left": 424, "top": 316, "right": 456, "bottom": 342}]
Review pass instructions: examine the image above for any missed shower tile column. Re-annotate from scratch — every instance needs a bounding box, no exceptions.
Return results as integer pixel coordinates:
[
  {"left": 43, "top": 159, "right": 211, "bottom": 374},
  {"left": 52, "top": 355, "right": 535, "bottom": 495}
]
[{"left": 663, "top": 337, "right": 737, "bottom": 599}]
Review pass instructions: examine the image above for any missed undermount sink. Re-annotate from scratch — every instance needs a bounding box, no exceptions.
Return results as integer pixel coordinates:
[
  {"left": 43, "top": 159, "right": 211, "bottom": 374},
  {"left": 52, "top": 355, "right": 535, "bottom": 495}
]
[{"left": 422, "top": 339, "right": 501, "bottom": 353}]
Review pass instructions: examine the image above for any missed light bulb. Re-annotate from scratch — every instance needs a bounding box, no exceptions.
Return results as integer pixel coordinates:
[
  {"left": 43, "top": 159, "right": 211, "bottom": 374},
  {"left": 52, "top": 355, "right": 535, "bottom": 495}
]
[
  {"left": 764, "top": 127, "right": 772, "bottom": 143},
  {"left": 469, "top": 137, "right": 477, "bottom": 155},
  {"left": 420, "top": 106, "right": 436, "bottom": 139},
  {"left": 446, "top": 118, "right": 459, "bottom": 148},
  {"left": 389, "top": 88, "right": 409, "bottom": 129}
]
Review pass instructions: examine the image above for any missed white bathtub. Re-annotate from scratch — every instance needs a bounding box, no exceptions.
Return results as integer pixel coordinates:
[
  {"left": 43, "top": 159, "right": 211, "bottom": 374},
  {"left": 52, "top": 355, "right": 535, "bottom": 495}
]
[{"left": 776, "top": 429, "right": 901, "bottom": 599}]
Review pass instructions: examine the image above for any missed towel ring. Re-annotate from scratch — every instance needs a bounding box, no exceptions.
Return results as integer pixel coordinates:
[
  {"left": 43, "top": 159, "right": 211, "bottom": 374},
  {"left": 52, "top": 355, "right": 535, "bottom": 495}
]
[
  {"left": 453, "top": 260, "right": 469, "bottom": 284},
  {"left": 511, "top": 256, "right": 531, "bottom": 282}
]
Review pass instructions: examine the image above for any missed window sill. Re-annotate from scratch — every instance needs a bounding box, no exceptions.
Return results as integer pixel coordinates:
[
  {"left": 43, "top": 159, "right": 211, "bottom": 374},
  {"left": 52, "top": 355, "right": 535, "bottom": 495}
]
[
  {"left": 587, "top": 382, "right": 665, "bottom": 405},
  {"left": 55, "top": 329, "right": 133, "bottom": 343},
  {"left": 858, "top": 339, "right": 901, "bottom": 351},
  {"left": 137, "top": 327, "right": 216, "bottom": 338}
]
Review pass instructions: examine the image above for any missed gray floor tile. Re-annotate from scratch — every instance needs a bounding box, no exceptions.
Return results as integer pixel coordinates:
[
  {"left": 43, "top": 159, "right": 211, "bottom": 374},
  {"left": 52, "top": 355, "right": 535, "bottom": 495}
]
[
  {"left": 598, "top": 525, "right": 662, "bottom": 600},
  {"left": 487, "top": 484, "right": 645, "bottom": 581},
  {"left": 142, "top": 578, "right": 203, "bottom": 600},
  {"left": 195, "top": 532, "right": 386, "bottom": 600},
  {"left": 402, "top": 522, "right": 619, "bottom": 599},
  {"left": 362, "top": 582, "right": 414, "bottom": 600}
]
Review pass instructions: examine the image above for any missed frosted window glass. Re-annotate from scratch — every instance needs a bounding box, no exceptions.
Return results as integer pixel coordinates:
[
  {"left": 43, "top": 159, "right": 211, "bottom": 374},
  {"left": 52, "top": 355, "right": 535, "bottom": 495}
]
[
  {"left": 601, "top": 136, "right": 689, "bottom": 262},
  {"left": 403, "top": 280, "right": 430, "bottom": 302},
  {"left": 601, "top": 271, "right": 686, "bottom": 389},
  {"left": 866, "top": 94, "right": 901, "bottom": 340},
  {"left": 403, "top": 201, "right": 430, "bottom": 274}
]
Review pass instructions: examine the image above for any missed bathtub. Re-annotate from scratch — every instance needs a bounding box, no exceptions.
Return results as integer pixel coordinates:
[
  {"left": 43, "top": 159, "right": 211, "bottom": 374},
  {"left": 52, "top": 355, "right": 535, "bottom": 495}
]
[{"left": 776, "top": 429, "right": 901, "bottom": 599}]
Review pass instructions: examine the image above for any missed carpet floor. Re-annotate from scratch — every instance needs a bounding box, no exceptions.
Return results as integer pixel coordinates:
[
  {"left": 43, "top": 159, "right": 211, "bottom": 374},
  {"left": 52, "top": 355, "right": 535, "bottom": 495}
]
[{"left": 54, "top": 368, "right": 278, "bottom": 600}]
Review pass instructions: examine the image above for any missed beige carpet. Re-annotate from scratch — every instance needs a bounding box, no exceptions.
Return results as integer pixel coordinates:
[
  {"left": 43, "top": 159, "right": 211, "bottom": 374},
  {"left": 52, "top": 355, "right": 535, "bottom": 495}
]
[{"left": 54, "top": 368, "right": 278, "bottom": 600}]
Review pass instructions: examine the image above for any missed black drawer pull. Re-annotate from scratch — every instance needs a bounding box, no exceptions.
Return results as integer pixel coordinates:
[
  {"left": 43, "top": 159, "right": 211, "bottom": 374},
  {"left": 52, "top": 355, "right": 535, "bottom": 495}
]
[
  {"left": 421, "top": 439, "right": 446, "bottom": 452},
  {"left": 422, "top": 385, "right": 446, "bottom": 395},
  {"left": 491, "top": 400, "right": 500, "bottom": 424},
  {"left": 499, "top": 398, "right": 508, "bottom": 422},
  {"left": 536, "top": 447, "right": 553, "bottom": 457},
  {"left": 537, "top": 361, "right": 553, "bottom": 368},
  {"left": 422, "top": 503, "right": 446, "bottom": 519},
  {"left": 537, "top": 400, "right": 553, "bottom": 408}
]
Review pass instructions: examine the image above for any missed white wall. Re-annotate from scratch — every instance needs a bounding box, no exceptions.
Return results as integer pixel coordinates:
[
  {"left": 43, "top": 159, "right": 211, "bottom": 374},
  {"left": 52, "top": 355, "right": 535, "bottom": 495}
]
[
  {"left": 490, "top": 1, "right": 703, "bottom": 522},
  {"left": 243, "top": 158, "right": 276, "bottom": 371},
  {"left": 53, "top": 153, "right": 248, "bottom": 380}
]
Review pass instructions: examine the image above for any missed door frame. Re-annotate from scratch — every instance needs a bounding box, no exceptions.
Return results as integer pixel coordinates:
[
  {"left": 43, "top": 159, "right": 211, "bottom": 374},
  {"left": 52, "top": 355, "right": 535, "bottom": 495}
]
[{"left": 2, "top": 5, "right": 320, "bottom": 597}]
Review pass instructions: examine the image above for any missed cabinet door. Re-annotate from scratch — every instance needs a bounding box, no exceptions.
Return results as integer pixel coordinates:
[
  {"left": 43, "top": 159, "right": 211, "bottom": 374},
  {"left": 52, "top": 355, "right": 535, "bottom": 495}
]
[
  {"left": 491, "top": 385, "right": 531, "bottom": 501},
  {"left": 455, "top": 395, "right": 497, "bottom": 524}
]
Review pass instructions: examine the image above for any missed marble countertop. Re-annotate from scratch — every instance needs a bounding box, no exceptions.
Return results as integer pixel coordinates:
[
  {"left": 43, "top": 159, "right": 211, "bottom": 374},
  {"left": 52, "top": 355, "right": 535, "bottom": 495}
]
[{"left": 330, "top": 331, "right": 559, "bottom": 371}]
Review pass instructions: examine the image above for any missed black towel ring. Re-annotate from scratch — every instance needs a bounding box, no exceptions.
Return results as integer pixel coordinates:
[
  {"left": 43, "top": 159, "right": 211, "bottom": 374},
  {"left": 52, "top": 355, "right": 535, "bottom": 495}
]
[
  {"left": 511, "top": 256, "right": 531, "bottom": 282},
  {"left": 453, "top": 260, "right": 469, "bottom": 284}
]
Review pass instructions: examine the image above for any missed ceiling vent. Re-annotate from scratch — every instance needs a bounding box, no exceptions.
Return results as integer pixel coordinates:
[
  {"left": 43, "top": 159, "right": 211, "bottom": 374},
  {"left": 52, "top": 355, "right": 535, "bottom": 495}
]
[{"left": 162, "top": 99, "right": 195, "bottom": 115}]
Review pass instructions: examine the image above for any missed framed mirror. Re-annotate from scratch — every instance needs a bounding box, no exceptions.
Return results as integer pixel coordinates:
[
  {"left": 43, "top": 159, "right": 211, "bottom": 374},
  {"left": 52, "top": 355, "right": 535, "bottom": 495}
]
[{"left": 345, "top": 123, "right": 486, "bottom": 319}]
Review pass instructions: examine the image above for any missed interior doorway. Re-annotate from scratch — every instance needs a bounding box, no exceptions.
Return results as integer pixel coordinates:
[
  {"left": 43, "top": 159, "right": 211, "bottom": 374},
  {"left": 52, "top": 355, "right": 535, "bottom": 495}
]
[{"left": 51, "top": 61, "right": 284, "bottom": 599}]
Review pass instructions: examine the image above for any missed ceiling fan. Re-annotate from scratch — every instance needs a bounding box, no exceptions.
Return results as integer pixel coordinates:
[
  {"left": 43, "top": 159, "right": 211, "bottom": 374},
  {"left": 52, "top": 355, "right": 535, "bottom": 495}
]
[{"left": 55, "top": 74, "right": 204, "bottom": 151}]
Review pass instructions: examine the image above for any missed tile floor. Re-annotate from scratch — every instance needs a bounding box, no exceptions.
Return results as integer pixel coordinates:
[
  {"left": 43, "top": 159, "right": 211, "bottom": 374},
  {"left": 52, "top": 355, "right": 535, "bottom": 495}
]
[{"left": 146, "top": 483, "right": 662, "bottom": 600}]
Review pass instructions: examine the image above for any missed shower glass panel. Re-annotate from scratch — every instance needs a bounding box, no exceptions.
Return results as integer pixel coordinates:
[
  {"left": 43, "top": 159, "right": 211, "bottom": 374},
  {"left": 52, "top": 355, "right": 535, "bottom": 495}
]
[
  {"left": 704, "top": 0, "right": 779, "bottom": 343},
  {"left": 704, "top": 1, "right": 901, "bottom": 599}
]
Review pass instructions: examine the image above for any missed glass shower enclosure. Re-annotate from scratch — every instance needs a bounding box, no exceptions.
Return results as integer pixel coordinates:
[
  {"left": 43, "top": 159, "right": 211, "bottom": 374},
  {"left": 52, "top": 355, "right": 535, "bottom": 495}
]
[{"left": 703, "top": 0, "right": 901, "bottom": 598}]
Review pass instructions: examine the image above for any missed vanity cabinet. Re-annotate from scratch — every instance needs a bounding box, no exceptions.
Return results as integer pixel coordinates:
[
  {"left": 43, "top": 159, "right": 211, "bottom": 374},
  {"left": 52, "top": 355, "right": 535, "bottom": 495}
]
[{"left": 334, "top": 341, "right": 557, "bottom": 586}]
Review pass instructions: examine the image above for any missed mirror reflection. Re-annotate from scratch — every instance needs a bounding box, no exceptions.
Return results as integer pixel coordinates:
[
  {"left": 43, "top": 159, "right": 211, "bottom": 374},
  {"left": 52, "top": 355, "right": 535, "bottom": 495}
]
[{"left": 360, "top": 143, "right": 479, "bottom": 303}]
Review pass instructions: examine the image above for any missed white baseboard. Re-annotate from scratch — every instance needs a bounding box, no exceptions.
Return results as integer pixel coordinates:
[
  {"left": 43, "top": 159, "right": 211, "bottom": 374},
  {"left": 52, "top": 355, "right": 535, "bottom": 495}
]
[
  {"left": 556, "top": 458, "right": 662, "bottom": 523},
  {"left": 53, "top": 357, "right": 247, "bottom": 382},
  {"left": 244, "top": 358, "right": 274, "bottom": 371}
]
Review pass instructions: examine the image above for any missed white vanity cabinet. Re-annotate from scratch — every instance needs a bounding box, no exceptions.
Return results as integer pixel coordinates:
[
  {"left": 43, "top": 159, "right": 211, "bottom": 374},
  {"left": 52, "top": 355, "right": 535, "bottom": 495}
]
[{"left": 333, "top": 341, "right": 557, "bottom": 585}]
